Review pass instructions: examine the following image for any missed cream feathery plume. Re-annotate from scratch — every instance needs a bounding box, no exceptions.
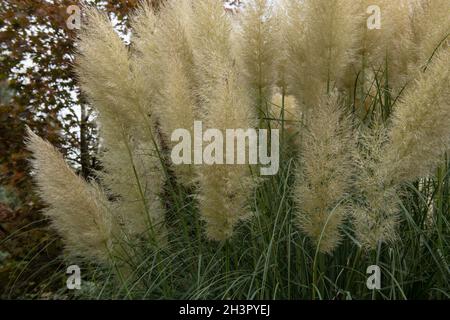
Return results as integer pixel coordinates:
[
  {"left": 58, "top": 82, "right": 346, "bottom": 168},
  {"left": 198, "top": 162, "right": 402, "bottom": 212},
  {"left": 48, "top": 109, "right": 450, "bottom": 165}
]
[
  {"left": 197, "top": 164, "right": 256, "bottom": 241},
  {"left": 236, "top": 0, "right": 277, "bottom": 124},
  {"left": 352, "top": 125, "right": 400, "bottom": 250},
  {"left": 285, "top": 0, "right": 361, "bottom": 109},
  {"left": 345, "top": 0, "right": 415, "bottom": 111},
  {"left": 131, "top": 1, "right": 164, "bottom": 114},
  {"left": 353, "top": 49, "right": 450, "bottom": 249},
  {"left": 191, "top": 0, "right": 258, "bottom": 241},
  {"left": 411, "top": 0, "right": 450, "bottom": 66},
  {"left": 76, "top": 8, "right": 165, "bottom": 243},
  {"left": 27, "top": 128, "right": 115, "bottom": 264},
  {"left": 152, "top": 0, "right": 198, "bottom": 186},
  {"left": 190, "top": 0, "right": 234, "bottom": 103},
  {"left": 339, "top": 0, "right": 378, "bottom": 110},
  {"left": 272, "top": 0, "right": 302, "bottom": 136},
  {"left": 381, "top": 49, "right": 450, "bottom": 185},
  {"left": 374, "top": 0, "right": 415, "bottom": 92},
  {"left": 191, "top": 0, "right": 257, "bottom": 130},
  {"left": 272, "top": 0, "right": 291, "bottom": 94},
  {"left": 78, "top": 9, "right": 155, "bottom": 141},
  {"left": 294, "top": 93, "right": 355, "bottom": 254},
  {"left": 282, "top": 0, "right": 304, "bottom": 95}
]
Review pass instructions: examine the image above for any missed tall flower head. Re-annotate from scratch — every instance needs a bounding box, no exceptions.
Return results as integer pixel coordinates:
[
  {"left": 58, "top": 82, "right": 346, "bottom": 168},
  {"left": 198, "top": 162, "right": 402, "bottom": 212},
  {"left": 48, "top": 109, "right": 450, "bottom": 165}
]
[
  {"left": 353, "top": 31, "right": 450, "bottom": 249},
  {"left": 352, "top": 49, "right": 450, "bottom": 249},
  {"left": 236, "top": 0, "right": 277, "bottom": 122},
  {"left": 27, "top": 128, "right": 115, "bottom": 264},
  {"left": 150, "top": 0, "right": 198, "bottom": 185},
  {"left": 190, "top": 0, "right": 258, "bottom": 241},
  {"left": 352, "top": 125, "right": 400, "bottom": 249},
  {"left": 382, "top": 49, "right": 450, "bottom": 185},
  {"left": 294, "top": 93, "right": 355, "bottom": 254},
  {"left": 76, "top": 7, "right": 165, "bottom": 243}
]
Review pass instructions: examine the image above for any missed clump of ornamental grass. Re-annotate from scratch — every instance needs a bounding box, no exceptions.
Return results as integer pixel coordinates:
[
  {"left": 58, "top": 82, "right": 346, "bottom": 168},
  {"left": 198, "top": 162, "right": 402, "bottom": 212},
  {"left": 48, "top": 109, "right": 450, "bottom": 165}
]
[{"left": 21, "top": 0, "right": 450, "bottom": 300}]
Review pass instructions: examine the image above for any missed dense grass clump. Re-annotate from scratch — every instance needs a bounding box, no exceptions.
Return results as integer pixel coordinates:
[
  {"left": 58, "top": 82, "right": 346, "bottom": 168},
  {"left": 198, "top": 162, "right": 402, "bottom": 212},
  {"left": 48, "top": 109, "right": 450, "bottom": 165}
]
[{"left": 3, "top": 0, "right": 449, "bottom": 299}]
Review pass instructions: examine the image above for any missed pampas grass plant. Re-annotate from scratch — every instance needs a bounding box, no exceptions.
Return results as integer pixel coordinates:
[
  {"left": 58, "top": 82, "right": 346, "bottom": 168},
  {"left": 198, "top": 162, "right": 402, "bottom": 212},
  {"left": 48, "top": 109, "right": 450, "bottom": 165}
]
[{"left": 15, "top": 0, "right": 450, "bottom": 300}]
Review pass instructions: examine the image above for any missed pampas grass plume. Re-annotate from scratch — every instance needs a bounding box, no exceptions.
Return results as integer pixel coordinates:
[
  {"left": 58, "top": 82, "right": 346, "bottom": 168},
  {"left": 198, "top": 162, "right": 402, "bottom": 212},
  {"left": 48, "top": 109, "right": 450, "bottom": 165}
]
[
  {"left": 76, "top": 7, "right": 165, "bottom": 243},
  {"left": 236, "top": 0, "right": 277, "bottom": 120},
  {"left": 286, "top": 0, "right": 361, "bottom": 108},
  {"left": 294, "top": 93, "right": 354, "bottom": 253},
  {"left": 27, "top": 128, "right": 115, "bottom": 264},
  {"left": 382, "top": 49, "right": 450, "bottom": 185},
  {"left": 191, "top": 0, "right": 257, "bottom": 241},
  {"left": 352, "top": 125, "right": 400, "bottom": 249}
]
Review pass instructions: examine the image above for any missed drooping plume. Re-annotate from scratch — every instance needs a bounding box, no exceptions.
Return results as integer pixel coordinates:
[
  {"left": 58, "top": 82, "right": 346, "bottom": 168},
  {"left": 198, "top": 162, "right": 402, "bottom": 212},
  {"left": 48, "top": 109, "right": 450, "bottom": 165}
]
[
  {"left": 131, "top": 1, "right": 162, "bottom": 105},
  {"left": 27, "top": 128, "right": 115, "bottom": 264}
]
